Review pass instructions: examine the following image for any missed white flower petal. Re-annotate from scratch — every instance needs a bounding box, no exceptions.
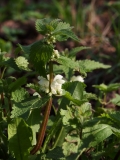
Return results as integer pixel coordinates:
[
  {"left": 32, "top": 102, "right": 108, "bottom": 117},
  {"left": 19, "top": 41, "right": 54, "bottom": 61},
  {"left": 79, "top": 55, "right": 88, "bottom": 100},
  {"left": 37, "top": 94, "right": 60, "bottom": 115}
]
[
  {"left": 71, "top": 76, "right": 84, "bottom": 82},
  {"left": 56, "top": 79, "right": 65, "bottom": 84},
  {"left": 54, "top": 75, "right": 63, "bottom": 81}
]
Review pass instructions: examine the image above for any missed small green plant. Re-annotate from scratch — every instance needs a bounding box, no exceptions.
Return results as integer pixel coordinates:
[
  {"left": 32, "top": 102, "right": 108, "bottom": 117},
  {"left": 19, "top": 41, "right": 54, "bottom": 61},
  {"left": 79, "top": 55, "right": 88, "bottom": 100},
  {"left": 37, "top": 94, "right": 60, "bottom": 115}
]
[{"left": 1, "top": 18, "right": 120, "bottom": 160}]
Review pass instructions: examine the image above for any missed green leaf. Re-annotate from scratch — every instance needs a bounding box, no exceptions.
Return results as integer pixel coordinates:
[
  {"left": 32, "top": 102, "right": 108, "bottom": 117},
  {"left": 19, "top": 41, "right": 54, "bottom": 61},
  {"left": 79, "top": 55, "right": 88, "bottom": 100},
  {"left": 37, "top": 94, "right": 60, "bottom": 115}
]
[
  {"left": 60, "top": 107, "right": 74, "bottom": 126},
  {"left": 55, "top": 30, "right": 79, "bottom": 42},
  {"left": 52, "top": 21, "right": 72, "bottom": 34},
  {"left": 110, "top": 94, "right": 120, "bottom": 106},
  {"left": 74, "top": 102, "right": 92, "bottom": 124},
  {"left": 93, "top": 83, "right": 120, "bottom": 93},
  {"left": 69, "top": 46, "right": 91, "bottom": 57},
  {"left": 57, "top": 57, "right": 109, "bottom": 77},
  {"left": 27, "top": 108, "right": 42, "bottom": 145},
  {"left": 64, "top": 91, "right": 87, "bottom": 106},
  {"left": 11, "top": 88, "right": 29, "bottom": 102},
  {"left": 57, "top": 56, "right": 79, "bottom": 70},
  {"left": 79, "top": 124, "right": 113, "bottom": 150},
  {"left": 15, "top": 56, "right": 30, "bottom": 71},
  {"left": 36, "top": 18, "right": 61, "bottom": 34},
  {"left": 2, "top": 58, "right": 21, "bottom": 71},
  {"left": 53, "top": 64, "right": 73, "bottom": 80},
  {"left": 83, "top": 91, "right": 98, "bottom": 100},
  {"left": 46, "top": 147, "right": 65, "bottom": 159},
  {"left": 30, "top": 40, "right": 53, "bottom": 76},
  {"left": 60, "top": 81, "right": 85, "bottom": 110},
  {"left": 11, "top": 96, "right": 50, "bottom": 118},
  {"left": 63, "top": 81, "right": 85, "bottom": 101},
  {"left": 108, "top": 111, "right": 120, "bottom": 124},
  {"left": 0, "top": 38, "right": 12, "bottom": 53},
  {"left": 78, "top": 59, "right": 111, "bottom": 74},
  {"left": 36, "top": 18, "right": 79, "bottom": 41},
  {"left": 8, "top": 118, "right": 32, "bottom": 160},
  {"left": 8, "top": 77, "right": 27, "bottom": 92},
  {"left": 26, "top": 83, "right": 40, "bottom": 93},
  {"left": 19, "top": 40, "right": 53, "bottom": 77},
  {"left": 18, "top": 43, "right": 32, "bottom": 55},
  {"left": 62, "top": 134, "right": 80, "bottom": 156}
]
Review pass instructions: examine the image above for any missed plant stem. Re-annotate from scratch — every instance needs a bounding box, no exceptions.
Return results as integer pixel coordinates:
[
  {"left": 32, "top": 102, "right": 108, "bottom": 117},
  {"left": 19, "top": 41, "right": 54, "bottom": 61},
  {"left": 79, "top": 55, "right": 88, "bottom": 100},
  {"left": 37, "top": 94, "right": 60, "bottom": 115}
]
[
  {"left": 49, "top": 60, "right": 53, "bottom": 91},
  {"left": 1, "top": 67, "right": 6, "bottom": 79},
  {"left": 0, "top": 67, "right": 6, "bottom": 115},
  {"left": 30, "top": 98, "right": 52, "bottom": 154},
  {"left": 30, "top": 60, "right": 53, "bottom": 155},
  {"left": 102, "top": 93, "right": 107, "bottom": 108}
]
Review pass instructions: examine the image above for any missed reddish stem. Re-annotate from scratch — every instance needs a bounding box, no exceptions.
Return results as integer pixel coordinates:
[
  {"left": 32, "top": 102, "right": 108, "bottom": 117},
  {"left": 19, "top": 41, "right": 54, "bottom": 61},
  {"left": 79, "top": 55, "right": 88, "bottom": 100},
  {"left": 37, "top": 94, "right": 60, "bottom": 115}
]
[{"left": 30, "top": 98, "right": 52, "bottom": 154}]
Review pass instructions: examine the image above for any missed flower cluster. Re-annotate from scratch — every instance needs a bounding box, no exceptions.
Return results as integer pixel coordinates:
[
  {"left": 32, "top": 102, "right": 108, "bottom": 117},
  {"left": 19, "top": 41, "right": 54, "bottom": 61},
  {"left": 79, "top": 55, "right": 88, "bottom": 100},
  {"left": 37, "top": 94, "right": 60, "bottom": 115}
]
[
  {"left": 38, "top": 74, "right": 65, "bottom": 95},
  {"left": 15, "top": 56, "right": 29, "bottom": 70},
  {"left": 46, "top": 34, "right": 56, "bottom": 44}
]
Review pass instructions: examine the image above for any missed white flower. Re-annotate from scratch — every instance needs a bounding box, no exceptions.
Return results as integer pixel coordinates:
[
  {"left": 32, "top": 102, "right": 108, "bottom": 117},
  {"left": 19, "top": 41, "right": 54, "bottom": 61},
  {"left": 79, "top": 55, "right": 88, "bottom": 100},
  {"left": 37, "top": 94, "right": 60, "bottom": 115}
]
[
  {"left": 38, "top": 76, "right": 49, "bottom": 93},
  {"left": 51, "top": 81, "right": 63, "bottom": 95},
  {"left": 71, "top": 75, "right": 84, "bottom": 82},
  {"left": 15, "top": 56, "right": 29, "bottom": 69},
  {"left": 52, "top": 49, "right": 60, "bottom": 59},
  {"left": 38, "top": 74, "right": 65, "bottom": 95},
  {"left": 53, "top": 75, "right": 65, "bottom": 84},
  {"left": 50, "top": 75, "right": 65, "bottom": 95}
]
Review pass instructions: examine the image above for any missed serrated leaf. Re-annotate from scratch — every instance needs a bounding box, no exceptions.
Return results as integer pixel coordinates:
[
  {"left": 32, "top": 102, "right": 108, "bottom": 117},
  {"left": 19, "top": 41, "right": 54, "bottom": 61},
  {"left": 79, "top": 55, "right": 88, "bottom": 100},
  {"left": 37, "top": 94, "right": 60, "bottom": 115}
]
[
  {"left": 78, "top": 59, "right": 111, "bottom": 73},
  {"left": 15, "top": 56, "right": 30, "bottom": 71},
  {"left": 63, "top": 142, "right": 78, "bottom": 156},
  {"left": 69, "top": 46, "right": 91, "bottom": 57},
  {"left": 26, "top": 83, "right": 40, "bottom": 93},
  {"left": 30, "top": 40, "right": 53, "bottom": 76},
  {"left": 55, "top": 30, "right": 79, "bottom": 42},
  {"left": 11, "top": 96, "right": 50, "bottom": 118},
  {"left": 8, "top": 77, "right": 27, "bottom": 92},
  {"left": 8, "top": 118, "right": 32, "bottom": 160},
  {"left": 60, "top": 107, "right": 73, "bottom": 126},
  {"left": 52, "top": 21, "right": 72, "bottom": 34},
  {"left": 57, "top": 56, "right": 79, "bottom": 70},
  {"left": 110, "top": 94, "right": 120, "bottom": 106},
  {"left": 83, "top": 91, "right": 98, "bottom": 100},
  {"left": 62, "top": 134, "right": 80, "bottom": 156},
  {"left": 75, "top": 102, "right": 92, "bottom": 121},
  {"left": 108, "top": 111, "right": 120, "bottom": 124},
  {"left": 36, "top": 18, "right": 60, "bottom": 34},
  {"left": 36, "top": 18, "right": 79, "bottom": 42},
  {"left": 19, "top": 40, "right": 53, "bottom": 77},
  {"left": 11, "top": 88, "right": 29, "bottom": 102}
]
